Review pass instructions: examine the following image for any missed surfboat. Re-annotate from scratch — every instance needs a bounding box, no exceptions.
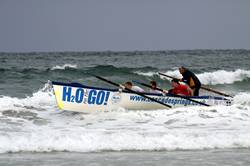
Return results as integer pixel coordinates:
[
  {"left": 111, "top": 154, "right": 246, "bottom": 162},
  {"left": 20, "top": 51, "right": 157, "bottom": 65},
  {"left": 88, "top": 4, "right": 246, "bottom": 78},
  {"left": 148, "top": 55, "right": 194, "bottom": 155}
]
[{"left": 52, "top": 81, "right": 232, "bottom": 113}]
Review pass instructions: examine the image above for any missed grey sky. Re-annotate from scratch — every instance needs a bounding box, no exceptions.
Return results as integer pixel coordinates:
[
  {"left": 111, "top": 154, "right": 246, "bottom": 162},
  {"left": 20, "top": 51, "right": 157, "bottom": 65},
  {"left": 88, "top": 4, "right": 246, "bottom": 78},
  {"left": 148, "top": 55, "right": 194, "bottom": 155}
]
[{"left": 0, "top": 0, "right": 250, "bottom": 52}]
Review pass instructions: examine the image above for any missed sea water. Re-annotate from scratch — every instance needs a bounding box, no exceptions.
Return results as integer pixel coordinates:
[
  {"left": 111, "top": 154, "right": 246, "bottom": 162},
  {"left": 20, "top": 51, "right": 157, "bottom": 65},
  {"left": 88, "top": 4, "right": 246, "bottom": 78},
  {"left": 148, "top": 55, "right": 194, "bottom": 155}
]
[{"left": 1, "top": 50, "right": 250, "bottom": 165}]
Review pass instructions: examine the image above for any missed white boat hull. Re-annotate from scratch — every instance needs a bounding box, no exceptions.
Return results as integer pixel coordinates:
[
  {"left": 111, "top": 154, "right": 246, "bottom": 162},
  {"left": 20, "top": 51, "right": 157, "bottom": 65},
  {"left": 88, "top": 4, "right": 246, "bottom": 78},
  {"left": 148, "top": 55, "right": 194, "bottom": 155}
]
[{"left": 52, "top": 82, "right": 232, "bottom": 113}]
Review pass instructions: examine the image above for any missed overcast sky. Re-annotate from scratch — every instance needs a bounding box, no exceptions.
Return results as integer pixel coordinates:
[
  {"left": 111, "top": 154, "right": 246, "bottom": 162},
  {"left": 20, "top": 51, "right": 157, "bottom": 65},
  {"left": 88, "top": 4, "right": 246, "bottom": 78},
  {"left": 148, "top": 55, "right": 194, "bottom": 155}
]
[{"left": 0, "top": 0, "right": 250, "bottom": 52}]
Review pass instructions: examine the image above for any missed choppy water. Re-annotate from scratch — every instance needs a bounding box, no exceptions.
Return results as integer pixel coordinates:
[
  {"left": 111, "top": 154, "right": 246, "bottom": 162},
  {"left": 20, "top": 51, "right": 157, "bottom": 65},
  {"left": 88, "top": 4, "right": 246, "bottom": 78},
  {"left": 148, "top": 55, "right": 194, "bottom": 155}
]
[{"left": 1, "top": 50, "right": 250, "bottom": 165}]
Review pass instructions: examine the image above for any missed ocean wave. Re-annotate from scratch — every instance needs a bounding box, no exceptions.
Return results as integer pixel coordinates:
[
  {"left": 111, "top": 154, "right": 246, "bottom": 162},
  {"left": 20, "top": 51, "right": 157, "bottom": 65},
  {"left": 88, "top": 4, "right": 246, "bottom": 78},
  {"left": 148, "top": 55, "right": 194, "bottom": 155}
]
[
  {"left": 50, "top": 64, "right": 154, "bottom": 73},
  {"left": 135, "top": 69, "right": 250, "bottom": 85},
  {"left": 0, "top": 83, "right": 250, "bottom": 153},
  {"left": 198, "top": 69, "right": 250, "bottom": 85},
  {"left": 0, "top": 82, "right": 55, "bottom": 112},
  {"left": 51, "top": 64, "right": 78, "bottom": 70},
  {"left": 82, "top": 65, "right": 157, "bottom": 77},
  {"left": 0, "top": 105, "right": 250, "bottom": 153},
  {"left": 233, "top": 93, "right": 250, "bottom": 106},
  {"left": 1, "top": 125, "right": 250, "bottom": 153},
  {"left": 135, "top": 71, "right": 157, "bottom": 77}
]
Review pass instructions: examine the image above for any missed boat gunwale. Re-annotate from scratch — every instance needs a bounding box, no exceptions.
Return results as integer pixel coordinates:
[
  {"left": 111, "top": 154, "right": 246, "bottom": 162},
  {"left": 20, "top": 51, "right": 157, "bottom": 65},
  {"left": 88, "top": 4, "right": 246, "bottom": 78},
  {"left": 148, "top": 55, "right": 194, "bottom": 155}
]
[{"left": 52, "top": 81, "right": 229, "bottom": 100}]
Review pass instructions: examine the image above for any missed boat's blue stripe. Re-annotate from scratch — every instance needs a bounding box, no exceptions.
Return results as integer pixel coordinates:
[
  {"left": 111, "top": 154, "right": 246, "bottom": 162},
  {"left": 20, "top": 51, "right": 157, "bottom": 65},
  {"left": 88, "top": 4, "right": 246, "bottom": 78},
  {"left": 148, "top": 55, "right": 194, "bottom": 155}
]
[
  {"left": 52, "top": 81, "right": 228, "bottom": 100},
  {"left": 52, "top": 81, "right": 118, "bottom": 92}
]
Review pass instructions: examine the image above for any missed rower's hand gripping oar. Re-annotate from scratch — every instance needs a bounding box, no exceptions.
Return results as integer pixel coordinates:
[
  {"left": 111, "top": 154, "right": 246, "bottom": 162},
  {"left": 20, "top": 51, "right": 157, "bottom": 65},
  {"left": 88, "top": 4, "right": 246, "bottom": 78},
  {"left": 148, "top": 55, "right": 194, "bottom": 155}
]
[
  {"left": 158, "top": 72, "right": 233, "bottom": 98},
  {"left": 93, "top": 75, "right": 172, "bottom": 108},
  {"left": 132, "top": 80, "right": 210, "bottom": 107}
]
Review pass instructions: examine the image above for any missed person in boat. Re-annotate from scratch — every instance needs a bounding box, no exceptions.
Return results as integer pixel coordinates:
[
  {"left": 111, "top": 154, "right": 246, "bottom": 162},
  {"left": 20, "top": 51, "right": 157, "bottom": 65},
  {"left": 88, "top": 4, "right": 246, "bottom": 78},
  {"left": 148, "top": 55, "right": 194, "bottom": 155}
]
[
  {"left": 179, "top": 66, "right": 201, "bottom": 96},
  {"left": 149, "top": 80, "right": 163, "bottom": 94},
  {"left": 169, "top": 78, "right": 193, "bottom": 96},
  {"left": 124, "top": 81, "right": 145, "bottom": 92}
]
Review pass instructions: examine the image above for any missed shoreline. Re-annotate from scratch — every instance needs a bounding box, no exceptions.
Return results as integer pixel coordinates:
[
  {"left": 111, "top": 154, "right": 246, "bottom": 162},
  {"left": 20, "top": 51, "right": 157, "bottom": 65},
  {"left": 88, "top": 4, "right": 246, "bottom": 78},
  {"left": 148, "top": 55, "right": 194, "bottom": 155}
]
[{"left": 1, "top": 149, "right": 250, "bottom": 166}]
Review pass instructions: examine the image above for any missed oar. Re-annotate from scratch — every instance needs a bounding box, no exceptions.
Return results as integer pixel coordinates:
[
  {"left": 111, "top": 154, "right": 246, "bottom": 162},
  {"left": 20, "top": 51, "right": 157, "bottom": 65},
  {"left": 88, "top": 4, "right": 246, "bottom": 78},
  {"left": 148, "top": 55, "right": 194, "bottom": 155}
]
[
  {"left": 132, "top": 80, "right": 210, "bottom": 106},
  {"left": 158, "top": 72, "right": 177, "bottom": 80},
  {"left": 198, "top": 86, "right": 233, "bottom": 98},
  {"left": 158, "top": 72, "right": 233, "bottom": 98},
  {"left": 92, "top": 75, "right": 172, "bottom": 108}
]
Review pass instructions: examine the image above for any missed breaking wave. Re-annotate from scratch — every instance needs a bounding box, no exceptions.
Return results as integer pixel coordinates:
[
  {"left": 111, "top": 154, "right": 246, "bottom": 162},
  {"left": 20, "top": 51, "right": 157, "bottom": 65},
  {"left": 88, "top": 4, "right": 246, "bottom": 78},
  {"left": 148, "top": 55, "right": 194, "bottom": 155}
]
[
  {"left": 51, "top": 64, "right": 78, "bottom": 70},
  {"left": 135, "top": 69, "right": 250, "bottom": 85},
  {"left": 0, "top": 82, "right": 250, "bottom": 153}
]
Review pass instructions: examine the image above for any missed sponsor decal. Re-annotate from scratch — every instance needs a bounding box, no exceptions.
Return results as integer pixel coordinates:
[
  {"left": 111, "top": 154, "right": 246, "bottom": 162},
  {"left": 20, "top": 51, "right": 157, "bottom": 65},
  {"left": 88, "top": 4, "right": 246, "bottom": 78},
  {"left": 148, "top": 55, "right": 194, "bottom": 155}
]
[
  {"left": 62, "top": 86, "right": 110, "bottom": 105},
  {"left": 111, "top": 93, "right": 121, "bottom": 104},
  {"left": 129, "top": 95, "right": 200, "bottom": 106}
]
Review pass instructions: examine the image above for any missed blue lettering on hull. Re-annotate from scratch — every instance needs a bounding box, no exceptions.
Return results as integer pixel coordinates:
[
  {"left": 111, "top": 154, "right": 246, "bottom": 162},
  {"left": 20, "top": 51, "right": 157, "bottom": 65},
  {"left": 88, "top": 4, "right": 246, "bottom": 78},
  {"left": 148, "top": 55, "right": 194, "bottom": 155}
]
[
  {"left": 62, "top": 86, "right": 110, "bottom": 105},
  {"left": 129, "top": 95, "right": 199, "bottom": 106}
]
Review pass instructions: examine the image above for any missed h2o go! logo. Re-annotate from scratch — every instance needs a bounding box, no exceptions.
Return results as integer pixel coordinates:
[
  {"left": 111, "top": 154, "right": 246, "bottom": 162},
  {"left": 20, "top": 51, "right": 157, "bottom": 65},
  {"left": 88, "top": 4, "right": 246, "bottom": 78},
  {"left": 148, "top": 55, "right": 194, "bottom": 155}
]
[{"left": 62, "top": 86, "right": 110, "bottom": 105}]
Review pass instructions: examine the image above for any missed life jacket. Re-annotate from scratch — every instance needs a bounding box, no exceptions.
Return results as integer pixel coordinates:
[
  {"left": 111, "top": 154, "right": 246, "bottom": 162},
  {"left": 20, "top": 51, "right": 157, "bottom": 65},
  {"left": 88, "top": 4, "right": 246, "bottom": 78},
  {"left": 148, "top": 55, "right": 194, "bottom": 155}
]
[{"left": 172, "top": 84, "right": 191, "bottom": 96}]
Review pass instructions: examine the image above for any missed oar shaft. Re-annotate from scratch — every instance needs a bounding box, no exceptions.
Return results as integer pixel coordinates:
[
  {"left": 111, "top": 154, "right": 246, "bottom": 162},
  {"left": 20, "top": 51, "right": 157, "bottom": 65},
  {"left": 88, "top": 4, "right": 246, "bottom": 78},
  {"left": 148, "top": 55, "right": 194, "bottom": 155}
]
[
  {"left": 93, "top": 75, "right": 172, "bottom": 108},
  {"left": 200, "top": 86, "right": 233, "bottom": 98},
  {"left": 94, "top": 75, "right": 120, "bottom": 87},
  {"left": 158, "top": 72, "right": 178, "bottom": 80}
]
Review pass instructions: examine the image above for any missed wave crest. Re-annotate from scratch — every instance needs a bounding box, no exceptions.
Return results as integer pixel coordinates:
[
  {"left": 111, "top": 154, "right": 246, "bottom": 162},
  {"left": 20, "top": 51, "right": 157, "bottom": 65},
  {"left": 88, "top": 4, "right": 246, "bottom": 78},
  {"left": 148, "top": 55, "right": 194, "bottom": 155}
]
[
  {"left": 198, "top": 69, "right": 250, "bottom": 85},
  {"left": 135, "top": 69, "right": 250, "bottom": 85},
  {"left": 51, "top": 64, "right": 78, "bottom": 70}
]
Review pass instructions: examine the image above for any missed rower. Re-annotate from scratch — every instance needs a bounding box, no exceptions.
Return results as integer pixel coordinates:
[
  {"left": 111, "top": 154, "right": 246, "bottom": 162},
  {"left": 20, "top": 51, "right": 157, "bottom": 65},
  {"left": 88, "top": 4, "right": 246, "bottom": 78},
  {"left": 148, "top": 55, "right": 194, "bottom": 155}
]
[
  {"left": 149, "top": 80, "right": 163, "bottom": 94},
  {"left": 179, "top": 66, "right": 201, "bottom": 96},
  {"left": 124, "top": 81, "right": 144, "bottom": 92},
  {"left": 169, "top": 79, "right": 193, "bottom": 96}
]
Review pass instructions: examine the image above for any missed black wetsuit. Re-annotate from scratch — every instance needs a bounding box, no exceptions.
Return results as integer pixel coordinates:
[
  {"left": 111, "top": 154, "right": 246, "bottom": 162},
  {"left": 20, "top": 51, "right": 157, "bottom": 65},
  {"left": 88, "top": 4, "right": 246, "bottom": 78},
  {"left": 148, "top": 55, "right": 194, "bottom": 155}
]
[{"left": 181, "top": 69, "right": 201, "bottom": 96}]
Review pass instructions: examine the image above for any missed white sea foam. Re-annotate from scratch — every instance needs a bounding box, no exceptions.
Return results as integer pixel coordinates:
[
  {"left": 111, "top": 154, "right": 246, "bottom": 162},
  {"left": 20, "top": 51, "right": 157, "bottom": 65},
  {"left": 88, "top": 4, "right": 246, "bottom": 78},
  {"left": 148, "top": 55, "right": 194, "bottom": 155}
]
[
  {"left": 135, "top": 69, "right": 250, "bottom": 85},
  {"left": 233, "top": 92, "right": 250, "bottom": 106},
  {"left": 135, "top": 71, "right": 156, "bottom": 77},
  {"left": 1, "top": 83, "right": 250, "bottom": 153},
  {"left": 0, "top": 82, "right": 55, "bottom": 111},
  {"left": 51, "top": 64, "right": 77, "bottom": 70},
  {"left": 198, "top": 69, "right": 250, "bottom": 85}
]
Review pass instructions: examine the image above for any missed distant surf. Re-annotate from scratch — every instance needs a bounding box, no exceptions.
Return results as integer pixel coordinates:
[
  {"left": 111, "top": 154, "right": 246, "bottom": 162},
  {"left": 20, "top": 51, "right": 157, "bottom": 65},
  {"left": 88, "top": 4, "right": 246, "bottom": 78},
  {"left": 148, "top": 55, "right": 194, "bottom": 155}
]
[
  {"left": 51, "top": 64, "right": 78, "bottom": 70},
  {"left": 135, "top": 69, "right": 250, "bottom": 85}
]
